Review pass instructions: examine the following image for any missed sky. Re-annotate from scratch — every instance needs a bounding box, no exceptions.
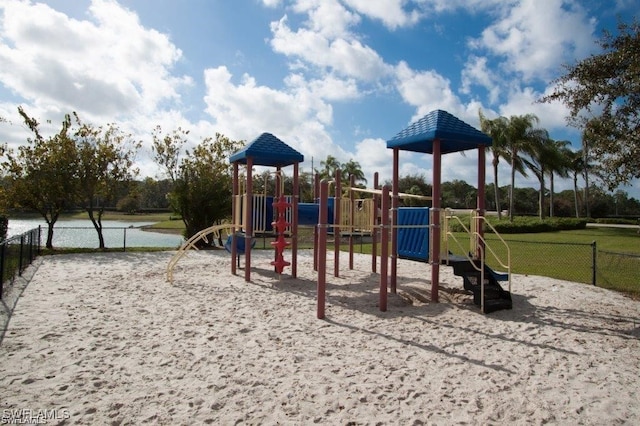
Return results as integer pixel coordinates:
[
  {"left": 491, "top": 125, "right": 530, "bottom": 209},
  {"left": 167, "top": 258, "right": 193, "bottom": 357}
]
[{"left": 0, "top": 0, "right": 638, "bottom": 199}]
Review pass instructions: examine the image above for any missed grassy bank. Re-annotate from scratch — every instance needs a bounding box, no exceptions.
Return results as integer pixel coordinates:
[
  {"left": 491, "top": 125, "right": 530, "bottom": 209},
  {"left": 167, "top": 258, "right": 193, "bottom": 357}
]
[{"left": 8, "top": 211, "right": 180, "bottom": 223}]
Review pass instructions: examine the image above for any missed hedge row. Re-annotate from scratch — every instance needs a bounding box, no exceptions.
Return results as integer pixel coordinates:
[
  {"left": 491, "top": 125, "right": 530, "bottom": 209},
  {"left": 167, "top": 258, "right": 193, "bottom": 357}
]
[{"left": 448, "top": 216, "right": 588, "bottom": 234}]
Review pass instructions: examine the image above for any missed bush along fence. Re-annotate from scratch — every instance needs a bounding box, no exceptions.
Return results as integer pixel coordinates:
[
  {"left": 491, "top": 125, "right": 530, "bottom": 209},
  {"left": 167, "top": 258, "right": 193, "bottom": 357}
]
[{"left": 0, "top": 227, "right": 41, "bottom": 300}]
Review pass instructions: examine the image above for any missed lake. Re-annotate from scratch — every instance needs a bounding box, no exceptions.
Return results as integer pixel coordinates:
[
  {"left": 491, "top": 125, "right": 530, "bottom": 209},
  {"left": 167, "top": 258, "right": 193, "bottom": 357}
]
[{"left": 6, "top": 219, "right": 184, "bottom": 249}]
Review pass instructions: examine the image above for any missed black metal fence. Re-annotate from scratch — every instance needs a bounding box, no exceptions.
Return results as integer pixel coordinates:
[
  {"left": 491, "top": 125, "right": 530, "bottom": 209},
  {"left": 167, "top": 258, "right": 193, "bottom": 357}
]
[
  {"left": 483, "top": 237, "right": 638, "bottom": 292},
  {"left": 0, "top": 227, "right": 41, "bottom": 300},
  {"left": 596, "top": 250, "right": 640, "bottom": 294}
]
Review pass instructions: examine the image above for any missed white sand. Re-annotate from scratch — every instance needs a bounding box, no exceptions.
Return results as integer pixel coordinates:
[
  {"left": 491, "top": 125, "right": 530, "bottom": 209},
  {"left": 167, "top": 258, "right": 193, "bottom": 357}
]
[{"left": 0, "top": 249, "right": 639, "bottom": 425}]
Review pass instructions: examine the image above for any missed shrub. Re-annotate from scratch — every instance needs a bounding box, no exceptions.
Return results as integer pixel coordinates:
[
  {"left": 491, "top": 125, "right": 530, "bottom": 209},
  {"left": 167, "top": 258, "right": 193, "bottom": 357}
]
[{"left": 487, "top": 216, "right": 588, "bottom": 234}]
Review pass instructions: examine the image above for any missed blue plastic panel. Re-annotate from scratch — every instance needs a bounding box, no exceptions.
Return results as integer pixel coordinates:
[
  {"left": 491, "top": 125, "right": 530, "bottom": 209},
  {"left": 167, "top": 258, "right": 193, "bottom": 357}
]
[
  {"left": 298, "top": 203, "right": 319, "bottom": 226},
  {"left": 397, "top": 207, "right": 430, "bottom": 261}
]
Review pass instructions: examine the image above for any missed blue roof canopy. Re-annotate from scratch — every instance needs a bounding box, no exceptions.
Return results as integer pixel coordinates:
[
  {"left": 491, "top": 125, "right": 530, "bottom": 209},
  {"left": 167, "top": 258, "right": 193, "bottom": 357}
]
[
  {"left": 229, "top": 132, "right": 304, "bottom": 167},
  {"left": 387, "top": 109, "right": 492, "bottom": 154}
]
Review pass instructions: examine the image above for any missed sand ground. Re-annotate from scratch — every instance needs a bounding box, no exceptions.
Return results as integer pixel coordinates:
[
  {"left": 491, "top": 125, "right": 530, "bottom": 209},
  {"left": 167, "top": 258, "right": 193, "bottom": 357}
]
[{"left": 1, "top": 250, "right": 639, "bottom": 425}]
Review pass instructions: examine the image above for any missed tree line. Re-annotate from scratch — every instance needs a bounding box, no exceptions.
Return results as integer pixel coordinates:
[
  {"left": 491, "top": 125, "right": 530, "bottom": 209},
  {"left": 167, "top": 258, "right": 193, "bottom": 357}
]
[{"left": 112, "top": 171, "right": 640, "bottom": 219}]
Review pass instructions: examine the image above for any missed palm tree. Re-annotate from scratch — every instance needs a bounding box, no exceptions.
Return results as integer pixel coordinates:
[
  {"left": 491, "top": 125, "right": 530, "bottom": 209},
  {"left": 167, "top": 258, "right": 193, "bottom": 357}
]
[
  {"left": 521, "top": 129, "right": 554, "bottom": 219},
  {"left": 479, "top": 110, "right": 509, "bottom": 219},
  {"left": 547, "top": 140, "right": 573, "bottom": 217},
  {"left": 341, "top": 159, "right": 367, "bottom": 186},
  {"left": 567, "top": 149, "right": 587, "bottom": 217},
  {"left": 318, "top": 155, "right": 341, "bottom": 180},
  {"left": 580, "top": 130, "right": 596, "bottom": 218},
  {"left": 504, "top": 114, "right": 542, "bottom": 221}
]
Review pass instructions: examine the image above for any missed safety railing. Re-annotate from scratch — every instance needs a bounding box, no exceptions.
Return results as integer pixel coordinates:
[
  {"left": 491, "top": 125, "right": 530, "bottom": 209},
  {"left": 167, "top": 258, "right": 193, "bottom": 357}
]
[
  {"left": 0, "top": 227, "right": 41, "bottom": 300},
  {"left": 442, "top": 209, "right": 512, "bottom": 294},
  {"left": 471, "top": 210, "right": 511, "bottom": 291}
]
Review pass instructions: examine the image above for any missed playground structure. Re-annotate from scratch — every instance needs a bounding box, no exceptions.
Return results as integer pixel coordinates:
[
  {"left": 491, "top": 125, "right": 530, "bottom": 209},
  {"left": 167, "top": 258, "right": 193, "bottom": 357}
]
[{"left": 167, "top": 110, "right": 513, "bottom": 317}]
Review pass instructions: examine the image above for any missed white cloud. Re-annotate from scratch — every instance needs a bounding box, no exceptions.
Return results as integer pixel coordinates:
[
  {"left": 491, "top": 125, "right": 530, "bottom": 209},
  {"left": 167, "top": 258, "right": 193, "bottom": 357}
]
[
  {"left": 261, "top": 0, "right": 283, "bottom": 6},
  {"left": 498, "top": 86, "right": 573, "bottom": 134},
  {"left": 269, "top": 13, "right": 392, "bottom": 81},
  {"left": 202, "top": 65, "right": 350, "bottom": 167},
  {"left": 460, "top": 55, "right": 502, "bottom": 105},
  {"left": 342, "top": 0, "right": 421, "bottom": 30},
  {"left": 0, "top": 0, "right": 191, "bottom": 119},
  {"left": 292, "top": 0, "right": 361, "bottom": 38},
  {"left": 352, "top": 137, "right": 394, "bottom": 182},
  {"left": 394, "top": 61, "right": 464, "bottom": 121},
  {"left": 285, "top": 73, "right": 360, "bottom": 101},
  {"left": 469, "top": 0, "right": 596, "bottom": 82}
]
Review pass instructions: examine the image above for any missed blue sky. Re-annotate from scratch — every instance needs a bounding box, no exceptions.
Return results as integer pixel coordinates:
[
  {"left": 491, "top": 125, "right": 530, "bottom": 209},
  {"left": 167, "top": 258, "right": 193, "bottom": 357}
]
[{"left": 1, "top": 0, "right": 638, "bottom": 199}]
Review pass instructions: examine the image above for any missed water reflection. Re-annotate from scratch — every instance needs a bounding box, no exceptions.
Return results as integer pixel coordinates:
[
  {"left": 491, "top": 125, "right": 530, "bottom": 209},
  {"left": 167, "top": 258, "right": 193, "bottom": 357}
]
[{"left": 7, "top": 219, "right": 184, "bottom": 249}]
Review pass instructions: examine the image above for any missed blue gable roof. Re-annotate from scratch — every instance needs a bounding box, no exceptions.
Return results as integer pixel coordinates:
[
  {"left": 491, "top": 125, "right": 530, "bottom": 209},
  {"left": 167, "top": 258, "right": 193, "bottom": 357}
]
[
  {"left": 229, "top": 132, "right": 304, "bottom": 167},
  {"left": 387, "top": 110, "right": 492, "bottom": 154}
]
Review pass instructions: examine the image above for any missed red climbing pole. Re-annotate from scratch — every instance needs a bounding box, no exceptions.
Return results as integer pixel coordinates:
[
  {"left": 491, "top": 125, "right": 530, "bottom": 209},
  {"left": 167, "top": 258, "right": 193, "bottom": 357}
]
[{"left": 271, "top": 194, "right": 291, "bottom": 274}]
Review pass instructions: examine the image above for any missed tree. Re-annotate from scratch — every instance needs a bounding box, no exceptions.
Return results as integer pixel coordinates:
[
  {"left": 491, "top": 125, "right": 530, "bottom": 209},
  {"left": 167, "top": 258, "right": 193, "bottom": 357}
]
[
  {"left": 342, "top": 159, "right": 367, "bottom": 186},
  {"left": 116, "top": 193, "right": 141, "bottom": 214},
  {"left": 153, "top": 129, "right": 243, "bottom": 244},
  {"left": 2, "top": 108, "right": 78, "bottom": 249},
  {"left": 442, "top": 180, "right": 476, "bottom": 209},
  {"left": 73, "top": 115, "right": 141, "bottom": 249},
  {"left": 521, "top": 130, "right": 554, "bottom": 219},
  {"left": 567, "top": 149, "right": 586, "bottom": 217},
  {"left": 395, "top": 174, "right": 432, "bottom": 196},
  {"left": 541, "top": 20, "right": 640, "bottom": 190},
  {"left": 504, "top": 114, "right": 546, "bottom": 221},
  {"left": 384, "top": 174, "right": 432, "bottom": 207},
  {"left": 151, "top": 126, "right": 188, "bottom": 182},
  {"left": 136, "top": 177, "right": 172, "bottom": 209},
  {"left": 318, "top": 155, "right": 341, "bottom": 180},
  {"left": 547, "top": 140, "right": 573, "bottom": 217},
  {"left": 479, "top": 110, "right": 509, "bottom": 219}
]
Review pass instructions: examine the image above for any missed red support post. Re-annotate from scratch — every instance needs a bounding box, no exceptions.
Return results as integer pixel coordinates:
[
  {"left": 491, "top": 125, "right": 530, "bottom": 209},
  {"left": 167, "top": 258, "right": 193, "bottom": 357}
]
[
  {"left": 317, "top": 180, "right": 328, "bottom": 319},
  {"left": 244, "top": 157, "right": 253, "bottom": 282},
  {"left": 349, "top": 174, "right": 355, "bottom": 270},
  {"left": 372, "top": 172, "right": 379, "bottom": 273},
  {"left": 292, "top": 162, "right": 299, "bottom": 278},
  {"left": 431, "top": 140, "right": 441, "bottom": 302},
  {"left": 391, "top": 148, "right": 399, "bottom": 293},
  {"left": 334, "top": 170, "right": 341, "bottom": 278},
  {"left": 231, "top": 162, "right": 239, "bottom": 275},
  {"left": 380, "top": 185, "right": 389, "bottom": 312},
  {"left": 313, "top": 173, "right": 319, "bottom": 272}
]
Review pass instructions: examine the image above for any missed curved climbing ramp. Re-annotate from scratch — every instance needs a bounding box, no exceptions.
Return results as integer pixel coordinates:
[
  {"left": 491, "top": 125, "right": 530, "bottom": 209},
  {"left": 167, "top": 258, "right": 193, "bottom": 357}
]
[{"left": 166, "top": 224, "right": 235, "bottom": 283}]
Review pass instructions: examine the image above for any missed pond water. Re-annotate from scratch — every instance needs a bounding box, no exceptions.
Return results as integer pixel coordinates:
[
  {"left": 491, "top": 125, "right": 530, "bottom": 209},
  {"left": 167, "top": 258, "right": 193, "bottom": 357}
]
[{"left": 6, "top": 219, "right": 184, "bottom": 249}]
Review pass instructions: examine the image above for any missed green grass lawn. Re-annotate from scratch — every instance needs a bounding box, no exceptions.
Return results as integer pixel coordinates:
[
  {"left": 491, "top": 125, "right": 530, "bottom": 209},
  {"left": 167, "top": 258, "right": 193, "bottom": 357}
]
[
  {"left": 344, "top": 227, "right": 639, "bottom": 298},
  {"left": 66, "top": 211, "right": 179, "bottom": 223}
]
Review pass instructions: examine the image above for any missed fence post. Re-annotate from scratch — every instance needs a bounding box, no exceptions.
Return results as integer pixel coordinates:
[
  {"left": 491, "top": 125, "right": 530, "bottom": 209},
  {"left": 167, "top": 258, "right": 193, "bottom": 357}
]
[
  {"left": 0, "top": 243, "right": 5, "bottom": 300},
  {"left": 28, "top": 229, "right": 34, "bottom": 261},
  {"left": 123, "top": 228, "right": 127, "bottom": 252},
  {"left": 18, "top": 234, "right": 24, "bottom": 277},
  {"left": 591, "top": 240, "right": 597, "bottom": 286}
]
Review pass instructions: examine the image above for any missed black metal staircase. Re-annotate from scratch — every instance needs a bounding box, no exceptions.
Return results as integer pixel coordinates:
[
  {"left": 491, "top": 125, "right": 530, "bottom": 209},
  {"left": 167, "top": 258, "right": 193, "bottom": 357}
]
[{"left": 445, "top": 255, "right": 512, "bottom": 313}]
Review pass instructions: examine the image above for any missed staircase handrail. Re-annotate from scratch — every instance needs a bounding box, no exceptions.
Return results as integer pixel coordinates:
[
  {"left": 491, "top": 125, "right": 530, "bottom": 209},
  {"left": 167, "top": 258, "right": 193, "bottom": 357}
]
[
  {"left": 472, "top": 211, "right": 511, "bottom": 292},
  {"left": 442, "top": 223, "right": 489, "bottom": 313},
  {"left": 441, "top": 209, "right": 472, "bottom": 262}
]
